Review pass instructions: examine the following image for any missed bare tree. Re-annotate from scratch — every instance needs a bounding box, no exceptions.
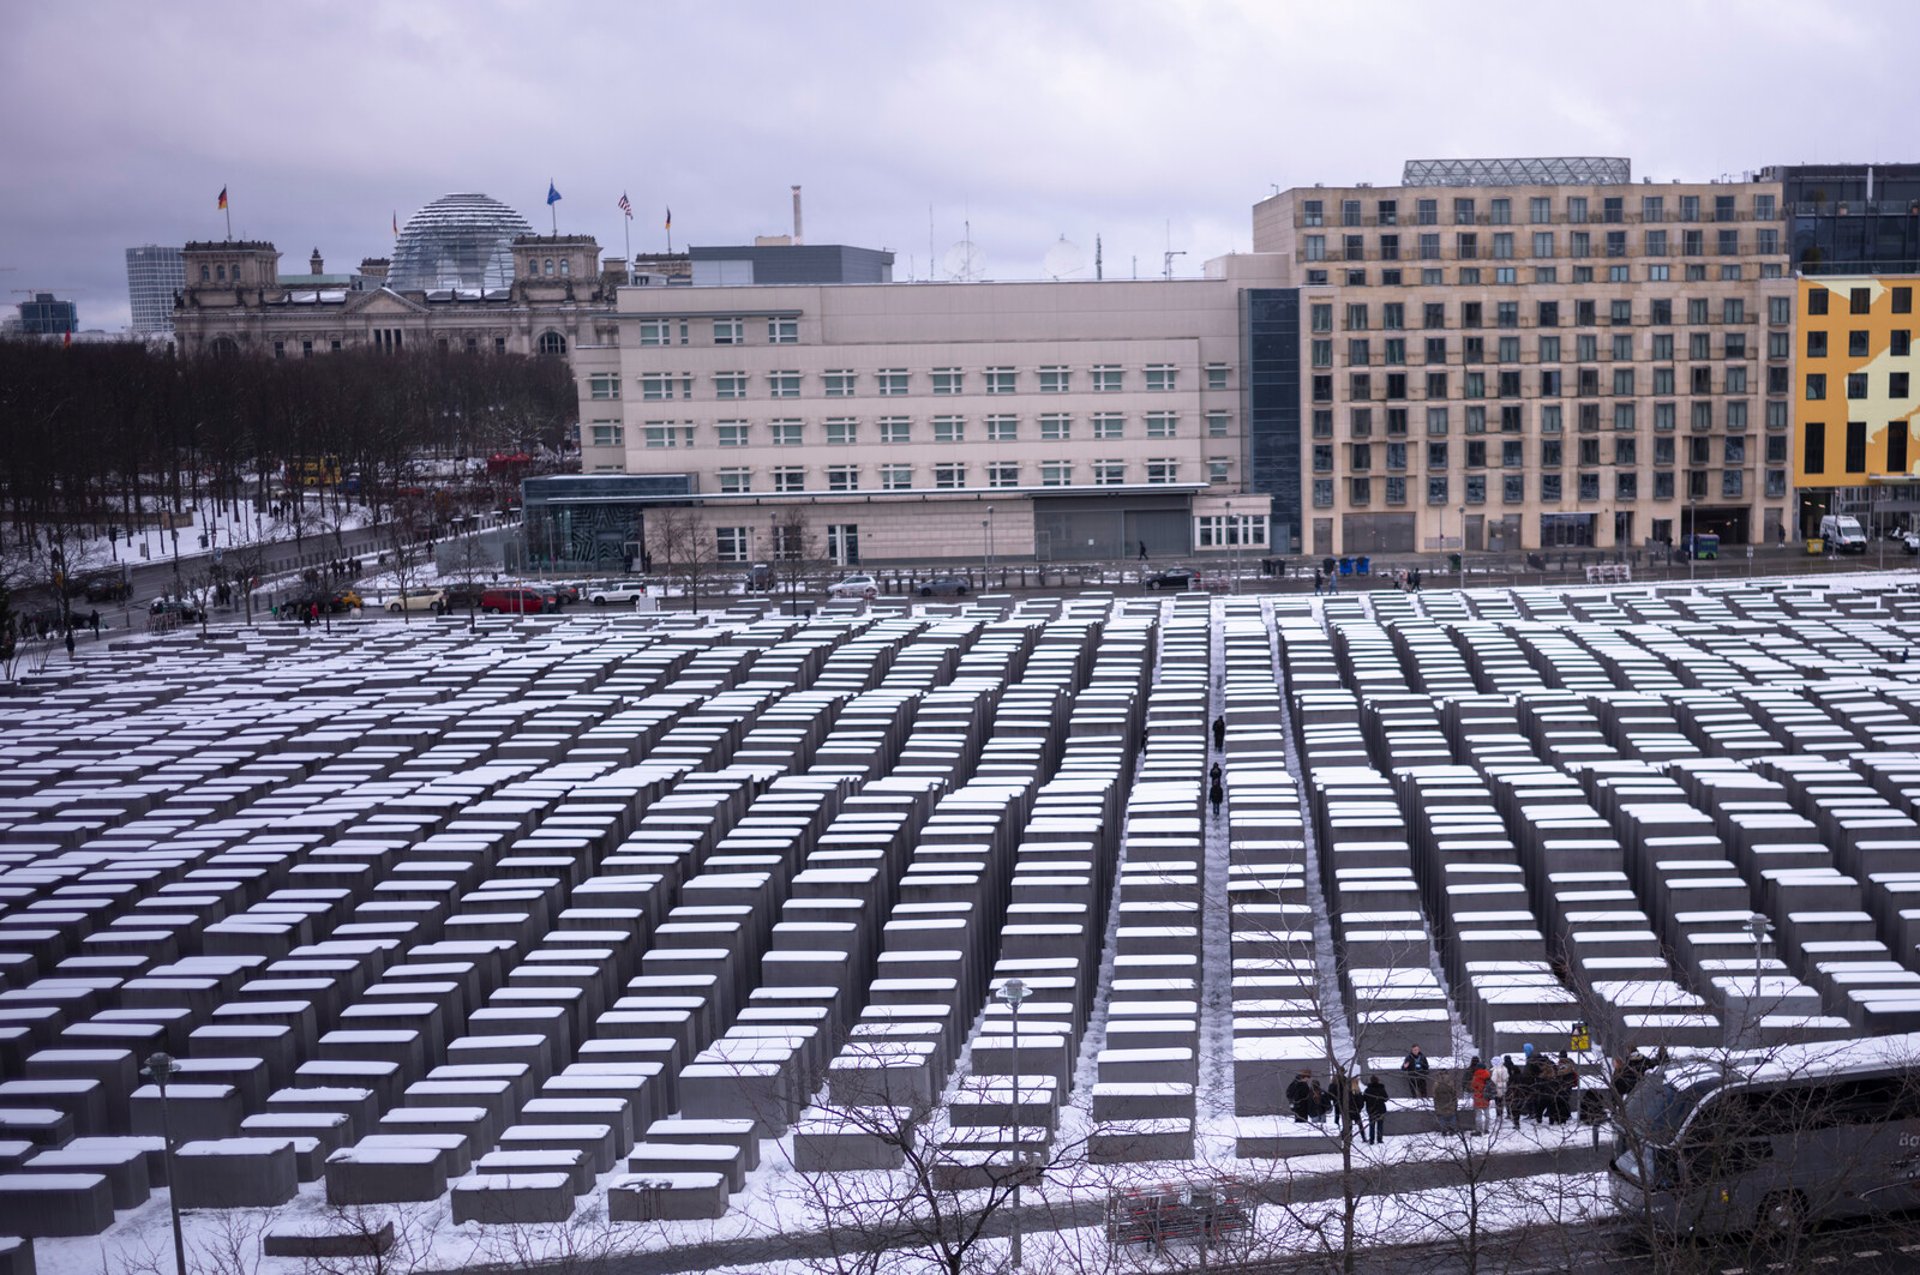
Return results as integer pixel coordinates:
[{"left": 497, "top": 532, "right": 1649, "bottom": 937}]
[{"left": 770, "top": 507, "right": 820, "bottom": 616}]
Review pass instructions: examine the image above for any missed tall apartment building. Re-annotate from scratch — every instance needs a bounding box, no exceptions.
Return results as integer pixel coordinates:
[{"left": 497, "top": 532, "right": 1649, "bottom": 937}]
[
  {"left": 1251, "top": 158, "right": 1796, "bottom": 554},
  {"left": 1792, "top": 274, "right": 1920, "bottom": 535},
  {"left": 558, "top": 257, "right": 1288, "bottom": 569},
  {"left": 126, "top": 245, "right": 186, "bottom": 338}
]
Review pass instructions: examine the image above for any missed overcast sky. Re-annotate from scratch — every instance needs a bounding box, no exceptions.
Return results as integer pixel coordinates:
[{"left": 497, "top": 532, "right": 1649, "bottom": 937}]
[{"left": 6, "top": 0, "right": 1919, "bottom": 330}]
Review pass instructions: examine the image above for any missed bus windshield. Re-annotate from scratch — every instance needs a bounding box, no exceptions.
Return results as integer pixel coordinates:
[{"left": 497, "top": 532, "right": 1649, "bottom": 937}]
[{"left": 1622, "top": 1076, "right": 1697, "bottom": 1146}]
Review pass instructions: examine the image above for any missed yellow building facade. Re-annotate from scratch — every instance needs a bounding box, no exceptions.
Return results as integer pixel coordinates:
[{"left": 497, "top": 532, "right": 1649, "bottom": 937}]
[{"left": 1795, "top": 275, "right": 1920, "bottom": 487}]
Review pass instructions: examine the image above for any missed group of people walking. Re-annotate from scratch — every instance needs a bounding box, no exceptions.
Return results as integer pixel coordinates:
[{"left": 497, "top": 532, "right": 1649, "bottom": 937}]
[
  {"left": 1287, "top": 1069, "right": 1392, "bottom": 1144},
  {"left": 1402, "top": 1043, "right": 1585, "bottom": 1133}
]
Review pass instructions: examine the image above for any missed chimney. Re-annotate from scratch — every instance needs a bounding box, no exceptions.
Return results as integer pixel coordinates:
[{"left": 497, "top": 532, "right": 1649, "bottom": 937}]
[
  {"left": 791, "top": 185, "right": 803, "bottom": 245},
  {"left": 310, "top": 248, "right": 324, "bottom": 275}
]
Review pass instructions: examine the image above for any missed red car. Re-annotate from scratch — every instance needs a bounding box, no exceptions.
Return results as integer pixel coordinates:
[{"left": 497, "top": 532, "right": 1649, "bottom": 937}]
[{"left": 480, "top": 587, "right": 549, "bottom": 614}]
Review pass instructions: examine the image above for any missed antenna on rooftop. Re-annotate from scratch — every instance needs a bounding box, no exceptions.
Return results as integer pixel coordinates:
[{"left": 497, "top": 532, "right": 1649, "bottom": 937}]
[
  {"left": 944, "top": 222, "right": 985, "bottom": 282},
  {"left": 1042, "top": 235, "right": 1088, "bottom": 281}
]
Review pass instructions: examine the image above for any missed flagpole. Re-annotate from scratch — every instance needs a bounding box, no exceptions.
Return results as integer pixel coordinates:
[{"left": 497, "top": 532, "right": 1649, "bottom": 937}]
[
  {"left": 225, "top": 190, "right": 232, "bottom": 240},
  {"left": 623, "top": 216, "right": 631, "bottom": 267}
]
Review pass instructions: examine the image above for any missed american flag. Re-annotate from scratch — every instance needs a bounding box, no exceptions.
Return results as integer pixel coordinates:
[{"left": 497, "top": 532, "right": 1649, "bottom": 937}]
[{"left": 618, "top": 192, "right": 632, "bottom": 219}]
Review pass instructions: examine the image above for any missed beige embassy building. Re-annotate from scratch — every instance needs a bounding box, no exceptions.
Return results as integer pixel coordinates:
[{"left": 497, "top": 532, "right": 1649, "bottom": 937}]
[
  {"left": 1255, "top": 158, "right": 1796, "bottom": 554},
  {"left": 574, "top": 255, "right": 1291, "bottom": 566}
]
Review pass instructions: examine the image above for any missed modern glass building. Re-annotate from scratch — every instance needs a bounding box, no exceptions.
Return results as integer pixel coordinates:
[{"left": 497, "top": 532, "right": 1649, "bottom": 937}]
[
  {"left": 386, "top": 193, "right": 534, "bottom": 294},
  {"left": 125, "top": 245, "right": 185, "bottom": 337},
  {"left": 1766, "top": 163, "right": 1920, "bottom": 276},
  {"left": 16, "top": 292, "right": 77, "bottom": 335}
]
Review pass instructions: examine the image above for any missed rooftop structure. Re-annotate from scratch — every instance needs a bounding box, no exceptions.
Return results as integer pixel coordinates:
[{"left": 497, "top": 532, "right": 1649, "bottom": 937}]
[
  {"left": 1400, "top": 157, "right": 1632, "bottom": 188},
  {"left": 386, "top": 193, "right": 535, "bottom": 294}
]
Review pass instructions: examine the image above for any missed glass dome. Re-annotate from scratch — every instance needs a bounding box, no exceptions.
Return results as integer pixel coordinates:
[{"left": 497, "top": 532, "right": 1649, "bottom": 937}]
[{"left": 386, "top": 193, "right": 533, "bottom": 293}]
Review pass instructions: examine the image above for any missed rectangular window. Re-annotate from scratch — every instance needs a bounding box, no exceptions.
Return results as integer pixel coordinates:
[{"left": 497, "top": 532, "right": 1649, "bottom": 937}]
[
  {"left": 1533, "top": 231, "right": 1555, "bottom": 257},
  {"left": 712, "top": 318, "right": 744, "bottom": 345},
  {"left": 1895, "top": 287, "right": 1914, "bottom": 314},
  {"left": 641, "top": 424, "right": 693, "bottom": 448},
  {"left": 986, "top": 415, "right": 1018, "bottom": 442},
  {"left": 1038, "top": 365, "right": 1070, "bottom": 393},
  {"left": 1302, "top": 200, "right": 1323, "bottom": 227},
  {"left": 588, "top": 423, "right": 624, "bottom": 447},
  {"left": 1145, "top": 363, "right": 1177, "bottom": 391},
  {"left": 932, "top": 368, "right": 963, "bottom": 395},
  {"left": 933, "top": 416, "right": 964, "bottom": 443},
  {"left": 713, "top": 372, "right": 748, "bottom": 400},
  {"left": 933, "top": 463, "right": 965, "bottom": 489},
  {"left": 1092, "top": 413, "right": 1124, "bottom": 439},
  {"left": 1092, "top": 364, "right": 1124, "bottom": 391},
  {"left": 1206, "top": 363, "right": 1229, "bottom": 390},
  {"left": 768, "top": 371, "right": 801, "bottom": 398},
  {"left": 1145, "top": 459, "right": 1179, "bottom": 484},
  {"left": 716, "top": 422, "right": 749, "bottom": 447},
  {"left": 1845, "top": 420, "right": 1867, "bottom": 472},
  {"left": 876, "top": 368, "right": 909, "bottom": 396},
  {"left": 1207, "top": 411, "right": 1230, "bottom": 438},
  {"left": 1208, "top": 459, "right": 1230, "bottom": 485},
  {"left": 1146, "top": 412, "right": 1177, "bottom": 439},
  {"left": 984, "top": 367, "right": 1017, "bottom": 395},
  {"left": 879, "top": 417, "right": 911, "bottom": 444},
  {"left": 1541, "top": 405, "right": 1562, "bottom": 434},
  {"left": 638, "top": 319, "right": 672, "bottom": 347},
  {"left": 639, "top": 372, "right": 681, "bottom": 400},
  {"left": 1848, "top": 372, "right": 1869, "bottom": 400},
  {"left": 1804, "top": 421, "right": 1826, "bottom": 474},
  {"left": 1039, "top": 413, "right": 1071, "bottom": 441},
  {"left": 772, "top": 466, "right": 805, "bottom": 493},
  {"left": 588, "top": 373, "right": 621, "bottom": 400},
  {"left": 715, "top": 527, "right": 749, "bottom": 563},
  {"left": 1427, "top": 476, "right": 1449, "bottom": 504},
  {"left": 1039, "top": 461, "right": 1072, "bottom": 487},
  {"left": 1530, "top": 196, "right": 1552, "bottom": 224},
  {"left": 1892, "top": 424, "right": 1911, "bottom": 471},
  {"left": 825, "top": 465, "right": 858, "bottom": 492},
  {"left": 1093, "top": 460, "right": 1126, "bottom": 485},
  {"left": 770, "top": 421, "right": 804, "bottom": 446},
  {"left": 1426, "top": 407, "right": 1450, "bottom": 436},
  {"left": 880, "top": 464, "right": 912, "bottom": 490},
  {"left": 1893, "top": 372, "right": 1911, "bottom": 400},
  {"left": 825, "top": 419, "right": 858, "bottom": 446},
  {"left": 768, "top": 318, "right": 798, "bottom": 344},
  {"left": 986, "top": 462, "right": 1019, "bottom": 488}
]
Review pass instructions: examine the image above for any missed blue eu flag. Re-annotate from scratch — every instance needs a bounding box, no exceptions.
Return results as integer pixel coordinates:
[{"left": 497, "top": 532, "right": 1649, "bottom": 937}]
[{"left": 547, "top": 182, "right": 562, "bottom": 206}]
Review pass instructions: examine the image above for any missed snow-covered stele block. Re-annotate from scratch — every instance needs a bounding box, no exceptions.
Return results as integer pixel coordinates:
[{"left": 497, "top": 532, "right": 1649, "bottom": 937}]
[
  {"left": 473, "top": 1148, "right": 595, "bottom": 1195},
  {"left": 0, "top": 1235, "right": 33, "bottom": 1275},
  {"left": 450, "top": 1172, "right": 575, "bottom": 1225},
  {"left": 22, "top": 1142, "right": 150, "bottom": 1209},
  {"left": 792, "top": 1107, "right": 913, "bottom": 1171},
  {"left": 173, "top": 1138, "right": 299, "bottom": 1209},
  {"left": 606, "top": 1171, "right": 728, "bottom": 1221},
  {"left": 130, "top": 1082, "right": 241, "bottom": 1142},
  {"left": 0, "top": 1173, "right": 114, "bottom": 1237},
  {"left": 1089, "top": 1117, "right": 1193, "bottom": 1163},
  {"left": 323, "top": 1144, "right": 450, "bottom": 1205},
  {"left": 625, "top": 1141, "right": 746, "bottom": 1192}
]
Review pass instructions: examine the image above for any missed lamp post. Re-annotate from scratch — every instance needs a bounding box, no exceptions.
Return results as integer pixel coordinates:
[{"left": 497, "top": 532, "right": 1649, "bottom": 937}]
[
  {"left": 1457, "top": 504, "right": 1467, "bottom": 592},
  {"left": 997, "top": 977, "right": 1031, "bottom": 1269},
  {"left": 987, "top": 505, "right": 996, "bottom": 587},
  {"left": 143, "top": 1052, "right": 189, "bottom": 1275},
  {"left": 1747, "top": 911, "right": 1772, "bottom": 1017},
  {"left": 1226, "top": 500, "right": 1240, "bottom": 594}
]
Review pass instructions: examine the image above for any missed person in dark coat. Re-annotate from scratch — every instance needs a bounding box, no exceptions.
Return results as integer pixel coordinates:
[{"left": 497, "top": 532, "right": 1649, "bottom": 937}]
[
  {"left": 1209, "top": 775, "right": 1224, "bottom": 818},
  {"left": 1362, "top": 1075, "right": 1389, "bottom": 1144},
  {"left": 64, "top": 631, "right": 75, "bottom": 659},
  {"left": 1400, "top": 1044, "right": 1431, "bottom": 1098},
  {"left": 1313, "top": 567, "right": 1325, "bottom": 596},
  {"left": 1308, "top": 1079, "right": 1332, "bottom": 1125},
  {"left": 1286, "top": 1070, "right": 1314, "bottom": 1123},
  {"left": 1433, "top": 1070, "right": 1461, "bottom": 1134},
  {"left": 1212, "top": 715, "right": 1226, "bottom": 751},
  {"left": 1343, "top": 1077, "right": 1366, "bottom": 1139}
]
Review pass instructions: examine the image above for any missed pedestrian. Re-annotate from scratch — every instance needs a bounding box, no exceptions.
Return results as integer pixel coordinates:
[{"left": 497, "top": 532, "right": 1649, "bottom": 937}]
[
  {"left": 1469, "top": 1057, "right": 1491, "bottom": 1134},
  {"left": 1210, "top": 761, "right": 1223, "bottom": 788},
  {"left": 1313, "top": 567, "right": 1324, "bottom": 596},
  {"left": 1139, "top": 540, "right": 1149, "bottom": 562},
  {"left": 1400, "top": 1043, "right": 1430, "bottom": 1098},
  {"left": 1308, "top": 1078, "right": 1331, "bottom": 1125},
  {"left": 1491, "top": 1055, "right": 1513, "bottom": 1130},
  {"left": 1552, "top": 1052, "right": 1580, "bottom": 1125},
  {"left": 1433, "top": 1069, "right": 1461, "bottom": 1135},
  {"left": 1209, "top": 774, "right": 1224, "bottom": 819},
  {"left": 64, "top": 631, "right": 75, "bottom": 660},
  {"left": 1212, "top": 715, "right": 1226, "bottom": 752},
  {"left": 1362, "top": 1075, "right": 1389, "bottom": 1144},
  {"left": 87, "top": 610, "right": 99, "bottom": 634},
  {"left": 1287, "top": 1069, "right": 1314, "bottom": 1123},
  {"left": 1344, "top": 1077, "right": 1366, "bottom": 1140}
]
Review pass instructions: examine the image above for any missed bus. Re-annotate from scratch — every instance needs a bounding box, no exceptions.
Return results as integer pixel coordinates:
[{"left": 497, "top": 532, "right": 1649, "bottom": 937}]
[
  {"left": 1610, "top": 1033, "right": 1920, "bottom": 1237},
  {"left": 286, "top": 457, "right": 343, "bottom": 488}
]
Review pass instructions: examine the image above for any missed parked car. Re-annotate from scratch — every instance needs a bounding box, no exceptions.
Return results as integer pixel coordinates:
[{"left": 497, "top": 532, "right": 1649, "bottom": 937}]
[
  {"left": 1144, "top": 568, "right": 1197, "bottom": 590},
  {"left": 917, "top": 576, "right": 970, "bottom": 597},
  {"left": 439, "top": 584, "right": 486, "bottom": 613},
  {"left": 79, "top": 572, "right": 132, "bottom": 602},
  {"left": 586, "top": 580, "right": 649, "bottom": 605},
  {"left": 1903, "top": 530, "right": 1920, "bottom": 556},
  {"left": 480, "top": 587, "right": 549, "bottom": 614},
  {"left": 1820, "top": 513, "right": 1868, "bottom": 554},
  {"left": 745, "top": 563, "right": 776, "bottom": 592},
  {"left": 385, "top": 589, "right": 446, "bottom": 614},
  {"left": 149, "top": 596, "right": 205, "bottom": 623},
  {"left": 548, "top": 581, "right": 582, "bottom": 604},
  {"left": 827, "top": 573, "right": 880, "bottom": 599}
]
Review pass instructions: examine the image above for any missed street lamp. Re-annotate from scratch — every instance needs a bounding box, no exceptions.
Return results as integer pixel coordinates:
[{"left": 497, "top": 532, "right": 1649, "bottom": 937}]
[
  {"left": 997, "top": 977, "right": 1031, "bottom": 1269},
  {"left": 143, "top": 1052, "right": 189, "bottom": 1275},
  {"left": 1457, "top": 504, "right": 1467, "bottom": 592},
  {"left": 1225, "top": 500, "right": 1240, "bottom": 595},
  {"left": 1747, "top": 912, "right": 1772, "bottom": 1009},
  {"left": 986, "top": 505, "right": 996, "bottom": 586}
]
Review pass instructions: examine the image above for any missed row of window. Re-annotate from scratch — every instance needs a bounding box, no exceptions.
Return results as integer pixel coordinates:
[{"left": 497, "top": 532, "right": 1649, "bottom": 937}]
[
  {"left": 1304, "top": 263, "right": 1781, "bottom": 288},
  {"left": 1317, "top": 296, "right": 1787, "bottom": 332},
  {"left": 584, "top": 413, "right": 1235, "bottom": 448},
  {"left": 1315, "top": 434, "right": 1776, "bottom": 472},
  {"left": 1302, "top": 227, "right": 1780, "bottom": 263},
  {"left": 1806, "top": 370, "right": 1914, "bottom": 400},
  {"left": 1803, "top": 421, "right": 1914, "bottom": 475},
  {"left": 1301, "top": 192, "right": 1775, "bottom": 228},
  {"left": 1806, "top": 286, "right": 1913, "bottom": 317},
  {"left": 1313, "top": 469, "right": 1782, "bottom": 507},
  {"left": 1805, "top": 327, "right": 1917, "bottom": 358},
  {"left": 638, "top": 317, "right": 800, "bottom": 347},
  {"left": 1317, "top": 367, "right": 1782, "bottom": 404},
  {"left": 1311, "top": 400, "right": 1789, "bottom": 437},
  {"left": 270, "top": 334, "right": 520, "bottom": 358},
  {"left": 1320, "top": 331, "right": 1777, "bottom": 368},
  {"left": 671, "top": 459, "right": 1198, "bottom": 493},
  {"left": 588, "top": 362, "right": 1214, "bottom": 401}
]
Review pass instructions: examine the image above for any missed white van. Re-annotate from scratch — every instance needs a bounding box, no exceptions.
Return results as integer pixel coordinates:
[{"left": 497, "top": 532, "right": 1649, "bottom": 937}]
[{"left": 1820, "top": 513, "right": 1868, "bottom": 553}]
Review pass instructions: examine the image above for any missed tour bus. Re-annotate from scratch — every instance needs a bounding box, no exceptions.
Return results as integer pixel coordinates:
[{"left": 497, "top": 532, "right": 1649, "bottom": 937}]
[{"left": 1609, "top": 1033, "right": 1920, "bottom": 1236}]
